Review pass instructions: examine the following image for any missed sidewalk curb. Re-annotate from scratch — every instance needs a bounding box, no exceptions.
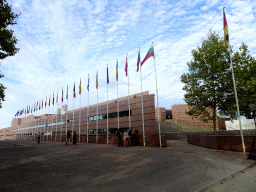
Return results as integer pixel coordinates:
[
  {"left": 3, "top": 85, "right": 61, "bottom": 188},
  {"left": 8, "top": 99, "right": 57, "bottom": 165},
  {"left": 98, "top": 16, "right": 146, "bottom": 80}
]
[{"left": 200, "top": 161, "right": 256, "bottom": 192}]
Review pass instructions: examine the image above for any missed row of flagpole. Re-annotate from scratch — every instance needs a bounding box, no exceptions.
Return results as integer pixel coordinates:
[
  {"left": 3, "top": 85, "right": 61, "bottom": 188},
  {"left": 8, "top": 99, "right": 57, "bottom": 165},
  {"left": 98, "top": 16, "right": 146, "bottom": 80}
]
[{"left": 15, "top": 43, "right": 162, "bottom": 147}]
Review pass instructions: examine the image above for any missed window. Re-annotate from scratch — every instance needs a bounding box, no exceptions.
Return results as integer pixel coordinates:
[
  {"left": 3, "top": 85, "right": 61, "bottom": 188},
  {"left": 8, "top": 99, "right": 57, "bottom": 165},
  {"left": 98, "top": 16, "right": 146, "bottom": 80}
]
[
  {"left": 103, "top": 129, "right": 107, "bottom": 134},
  {"left": 89, "top": 129, "right": 95, "bottom": 134}
]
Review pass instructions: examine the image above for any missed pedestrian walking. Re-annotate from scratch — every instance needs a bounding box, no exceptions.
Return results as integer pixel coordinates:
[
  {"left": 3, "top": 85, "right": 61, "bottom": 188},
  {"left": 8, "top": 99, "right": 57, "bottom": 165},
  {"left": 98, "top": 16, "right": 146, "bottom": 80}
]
[
  {"left": 65, "top": 130, "right": 71, "bottom": 145},
  {"left": 116, "top": 130, "right": 122, "bottom": 147},
  {"left": 134, "top": 129, "right": 139, "bottom": 146},
  {"left": 73, "top": 131, "right": 77, "bottom": 145},
  {"left": 37, "top": 133, "right": 41, "bottom": 144},
  {"left": 128, "top": 129, "right": 132, "bottom": 146},
  {"left": 123, "top": 130, "right": 129, "bottom": 147}
]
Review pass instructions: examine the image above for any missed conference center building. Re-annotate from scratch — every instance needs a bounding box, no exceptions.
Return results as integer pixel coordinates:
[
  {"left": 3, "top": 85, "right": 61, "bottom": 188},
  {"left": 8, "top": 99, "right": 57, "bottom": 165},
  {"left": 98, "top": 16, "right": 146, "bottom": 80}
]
[{"left": 1, "top": 91, "right": 166, "bottom": 147}]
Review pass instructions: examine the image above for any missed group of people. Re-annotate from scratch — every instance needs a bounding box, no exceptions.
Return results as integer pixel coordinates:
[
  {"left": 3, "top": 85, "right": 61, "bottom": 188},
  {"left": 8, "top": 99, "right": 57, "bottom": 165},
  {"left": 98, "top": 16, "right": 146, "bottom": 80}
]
[
  {"left": 65, "top": 130, "right": 77, "bottom": 145},
  {"left": 116, "top": 129, "right": 139, "bottom": 147}
]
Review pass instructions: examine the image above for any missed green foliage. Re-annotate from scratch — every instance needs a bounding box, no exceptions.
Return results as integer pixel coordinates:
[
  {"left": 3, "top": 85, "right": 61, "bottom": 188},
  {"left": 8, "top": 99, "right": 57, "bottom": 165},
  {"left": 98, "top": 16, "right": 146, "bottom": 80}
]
[
  {"left": 0, "top": 0, "right": 20, "bottom": 59},
  {"left": 219, "top": 43, "right": 256, "bottom": 119},
  {"left": 181, "top": 31, "right": 231, "bottom": 134},
  {"left": 0, "top": 83, "right": 6, "bottom": 108},
  {"left": 0, "top": 0, "right": 20, "bottom": 108},
  {"left": 181, "top": 31, "right": 256, "bottom": 134}
]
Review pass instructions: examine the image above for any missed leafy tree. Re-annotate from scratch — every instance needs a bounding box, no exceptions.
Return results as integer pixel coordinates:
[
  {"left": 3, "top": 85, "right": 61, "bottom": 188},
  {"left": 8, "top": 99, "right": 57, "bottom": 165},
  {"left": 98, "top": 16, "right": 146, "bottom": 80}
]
[
  {"left": 0, "top": 0, "right": 20, "bottom": 108},
  {"left": 181, "top": 31, "right": 232, "bottom": 135},
  {"left": 219, "top": 43, "right": 256, "bottom": 120}
]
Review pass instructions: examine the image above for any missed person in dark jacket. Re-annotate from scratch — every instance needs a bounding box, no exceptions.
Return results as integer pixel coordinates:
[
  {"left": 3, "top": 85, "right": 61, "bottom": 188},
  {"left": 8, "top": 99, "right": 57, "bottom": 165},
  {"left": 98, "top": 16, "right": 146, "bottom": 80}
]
[
  {"left": 134, "top": 129, "right": 139, "bottom": 146},
  {"left": 73, "top": 131, "right": 77, "bottom": 145},
  {"left": 116, "top": 130, "right": 122, "bottom": 147},
  {"left": 65, "top": 131, "right": 71, "bottom": 145}
]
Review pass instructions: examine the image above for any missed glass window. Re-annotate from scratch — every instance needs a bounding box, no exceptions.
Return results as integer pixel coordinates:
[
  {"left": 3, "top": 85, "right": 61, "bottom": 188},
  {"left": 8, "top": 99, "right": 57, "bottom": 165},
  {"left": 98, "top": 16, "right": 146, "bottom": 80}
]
[{"left": 89, "top": 129, "right": 95, "bottom": 134}]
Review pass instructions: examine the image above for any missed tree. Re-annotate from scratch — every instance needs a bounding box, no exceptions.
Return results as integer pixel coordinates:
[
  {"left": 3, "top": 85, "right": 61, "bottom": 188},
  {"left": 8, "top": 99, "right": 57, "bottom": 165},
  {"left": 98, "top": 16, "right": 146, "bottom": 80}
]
[
  {"left": 181, "top": 31, "right": 232, "bottom": 135},
  {"left": 219, "top": 43, "right": 256, "bottom": 120},
  {"left": 0, "top": 0, "right": 20, "bottom": 108}
]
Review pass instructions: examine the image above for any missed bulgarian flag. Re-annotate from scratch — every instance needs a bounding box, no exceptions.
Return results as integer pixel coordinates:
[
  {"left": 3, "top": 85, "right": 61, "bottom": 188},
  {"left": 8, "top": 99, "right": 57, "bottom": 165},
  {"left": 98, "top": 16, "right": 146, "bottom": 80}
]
[
  {"left": 223, "top": 8, "right": 229, "bottom": 41},
  {"left": 141, "top": 43, "right": 154, "bottom": 66}
]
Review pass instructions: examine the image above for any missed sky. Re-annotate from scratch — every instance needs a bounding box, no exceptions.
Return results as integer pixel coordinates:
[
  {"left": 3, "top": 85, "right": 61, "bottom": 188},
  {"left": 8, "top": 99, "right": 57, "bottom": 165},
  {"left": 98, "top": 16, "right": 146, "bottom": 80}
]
[{"left": 0, "top": 0, "right": 256, "bottom": 129}]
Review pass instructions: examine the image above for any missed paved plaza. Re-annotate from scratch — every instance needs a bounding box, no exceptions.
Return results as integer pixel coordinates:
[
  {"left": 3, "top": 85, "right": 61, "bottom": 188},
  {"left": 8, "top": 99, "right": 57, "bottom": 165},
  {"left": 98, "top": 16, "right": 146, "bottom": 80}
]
[{"left": 0, "top": 139, "right": 255, "bottom": 192}]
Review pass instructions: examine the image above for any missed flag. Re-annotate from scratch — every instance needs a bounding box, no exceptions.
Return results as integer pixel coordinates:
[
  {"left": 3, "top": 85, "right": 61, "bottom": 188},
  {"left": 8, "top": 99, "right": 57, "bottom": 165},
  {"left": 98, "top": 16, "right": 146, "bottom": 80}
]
[
  {"left": 116, "top": 60, "right": 118, "bottom": 81},
  {"left": 45, "top": 96, "right": 47, "bottom": 108},
  {"left": 79, "top": 78, "right": 81, "bottom": 94},
  {"left": 27, "top": 106, "right": 29, "bottom": 113},
  {"left": 62, "top": 87, "right": 63, "bottom": 102},
  {"left": 107, "top": 65, "right": 109, "bottom": 84},
  {"left": 125, "top": 55, "right": 128, "bottom": 76},
  {"left": 37, "top": 101, "right": 38, "bottom": 111},
  {"left": 87, "top": 74, "right": 90, "bottom": 92},
  {"left": 96, "top": 71, "right": 98, "bottom": 89},
  {"left": 57, "top": 91, "right": 58, "bottom": 103},
  {"left": 73, "top": 82, "right": 76, "bottom": 98},
  {"left": 31, "top": 105, "right": 32, "bottom": 113},
  {"left": 66, "top": 84, "right": 68, "bottom": 99},
  {"left": 42, "top": 99, "right": 43, "bottom": 109},
  {"left": 29, "top": 106, "right": 30, "bottom": 114},
  {"left": 49, "top": 94, "right": 51, "bottom": 106},
  {"left": 137, "top": 49, "right": 140, "bottom": 72},
  {"left": 34, "top": 103, "right": 36, "bottom": 111},
  {"left": 25, "top": 108, "right": 26, "bottom": 115},
  {"left": 141, "top": 43, "right": 154, "bottom": 66},
  {"left": 53, "top": 93, "right": 54, "bottom": 105},
  {"left": 223, "top": 8, "right": 229, "bottom": 41},
  {"left": 39, "top": 101, "right": 41, "bottom": 110}
]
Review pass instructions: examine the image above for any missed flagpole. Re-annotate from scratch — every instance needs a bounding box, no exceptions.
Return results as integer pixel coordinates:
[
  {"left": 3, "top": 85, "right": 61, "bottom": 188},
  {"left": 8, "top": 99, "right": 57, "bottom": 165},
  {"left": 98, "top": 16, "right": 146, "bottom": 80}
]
[
  {"left": 61, "top": 89, "right": 63, "bottom": 142},
  {"left": 87, "top": 75, "right": 89, "bottom": 144},
  {"left": 73, "top": 81, "right": 75, "bottom": 141},
  {"left": 56, "top": 90, "right": 58, "bottom": 142},
  {"left": 229, "top": 44, "right": 245, "bottom": 152},
  {"left": 127, "top": 55, "right": 131, "bottom": 131},
  {"left": 48, "top": 97, "right": 50, "bottom": 141},
  {"left": 224, "top": 7, "right": 245, "bottom": 153},
  {"left": 107, "top": 64, "right": 109, "bottom": 144},
  {"left": 44, "top": 98, "right": 46, "bottom": 141},
  {"left": 152, "top": 42, "right": 162, "bottom": 147},
  {"left": 66, "top": 84, "right": 68, "bottom": 144},
  {"left": 52, "top": 94, "right": 54, "bottom": 142},
  {"left": 117, "top": 60, "right": 119, "bottom": 131},
  {"left": 139, "top": 48, "right": 145, "bottom": 147},
  {"left": 96, "top": 70, "right": 98, "bottom": 144},
  {"left": 79, "top": 78, "right": 81, "bottom": 144}
]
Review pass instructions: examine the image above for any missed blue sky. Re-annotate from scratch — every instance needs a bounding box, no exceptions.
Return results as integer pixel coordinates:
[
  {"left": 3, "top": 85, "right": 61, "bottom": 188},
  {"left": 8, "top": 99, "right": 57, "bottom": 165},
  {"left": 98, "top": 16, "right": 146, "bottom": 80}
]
[{"left": 0, "top": 0, "right": 255, "bottom": 129}]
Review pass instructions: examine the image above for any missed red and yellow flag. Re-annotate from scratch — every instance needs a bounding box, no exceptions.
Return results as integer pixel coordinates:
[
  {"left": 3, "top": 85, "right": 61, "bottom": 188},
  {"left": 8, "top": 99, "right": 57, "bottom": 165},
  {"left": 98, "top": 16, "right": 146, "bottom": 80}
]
[{"left": 223, "top": 8, "right": 229, "bottom": 41}]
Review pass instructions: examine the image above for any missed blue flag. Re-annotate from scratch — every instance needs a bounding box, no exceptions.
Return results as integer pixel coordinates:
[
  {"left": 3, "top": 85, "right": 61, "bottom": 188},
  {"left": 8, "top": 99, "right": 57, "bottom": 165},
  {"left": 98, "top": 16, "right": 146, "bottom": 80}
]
[{"left": 107, "top": 65, "right": 109, "bottom": 84}]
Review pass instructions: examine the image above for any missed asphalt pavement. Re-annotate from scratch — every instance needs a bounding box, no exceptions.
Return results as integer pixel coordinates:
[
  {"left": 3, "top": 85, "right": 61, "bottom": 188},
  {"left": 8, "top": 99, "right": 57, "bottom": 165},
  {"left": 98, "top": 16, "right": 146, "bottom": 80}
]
[{"left": 0, "top": 139, "right": 255, "bottom": 192}]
